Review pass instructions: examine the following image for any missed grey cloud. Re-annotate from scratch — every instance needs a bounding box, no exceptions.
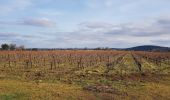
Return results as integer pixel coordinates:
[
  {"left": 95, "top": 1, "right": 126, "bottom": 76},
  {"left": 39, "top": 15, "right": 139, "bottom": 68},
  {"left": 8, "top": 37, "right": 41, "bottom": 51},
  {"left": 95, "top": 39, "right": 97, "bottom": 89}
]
[
  {"left": 0, "top": 18, "right": 56, "bottom": 28},
  {"left": 0, "top": 32, "right": 47, "bottom": 47},
  {"left": 21, "top": 17, "right": 170, "bottom": 48},
  {"left": 20, "top": 18, "right": 56, "bottom": 27},
  {"left": 0, "top": 32, "right": 19, "bottom": 38},
  {"left": 0, "top": 32, "right": 43, "bottom": 40},
  {"left": 1, "top": 16, "right": 170, "bottom": 48},
  {"left": 157, "top": 18, "right": 170, "bottom": 25},
  {"left": 152, "top": 39, "right": 170, "bottom": 44},
  {"left": 157, "top": 18, "right": 170, "bottom": 29},
  {"left": 78, "top": 17, "right": 170, "bottom": 37}
]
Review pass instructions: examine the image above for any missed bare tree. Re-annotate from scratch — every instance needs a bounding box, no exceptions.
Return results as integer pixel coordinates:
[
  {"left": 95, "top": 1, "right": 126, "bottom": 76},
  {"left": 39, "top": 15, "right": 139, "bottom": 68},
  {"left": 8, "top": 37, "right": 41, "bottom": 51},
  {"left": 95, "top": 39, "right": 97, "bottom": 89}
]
[{"left": 9, "top": 44, "right": 16, "bottom": 50}]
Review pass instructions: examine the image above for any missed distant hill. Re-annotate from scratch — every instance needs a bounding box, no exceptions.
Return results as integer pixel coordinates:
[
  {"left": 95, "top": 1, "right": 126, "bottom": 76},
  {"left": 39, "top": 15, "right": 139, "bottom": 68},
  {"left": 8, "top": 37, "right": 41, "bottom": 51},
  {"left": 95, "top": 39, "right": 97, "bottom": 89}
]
[
  {"left": 26, "top": 45, "right": 170, "bottom": 52},
  {"left": 124, "top": 45, "right": 170, "bottom": 52}
]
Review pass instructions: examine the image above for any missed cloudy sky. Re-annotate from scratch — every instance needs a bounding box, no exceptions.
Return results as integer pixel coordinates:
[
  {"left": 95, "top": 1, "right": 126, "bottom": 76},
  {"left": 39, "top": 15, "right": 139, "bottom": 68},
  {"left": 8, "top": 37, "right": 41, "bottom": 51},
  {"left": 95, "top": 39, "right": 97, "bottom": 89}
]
[{"left": 0, "top": 0, "right": 170, "bottom": 48}]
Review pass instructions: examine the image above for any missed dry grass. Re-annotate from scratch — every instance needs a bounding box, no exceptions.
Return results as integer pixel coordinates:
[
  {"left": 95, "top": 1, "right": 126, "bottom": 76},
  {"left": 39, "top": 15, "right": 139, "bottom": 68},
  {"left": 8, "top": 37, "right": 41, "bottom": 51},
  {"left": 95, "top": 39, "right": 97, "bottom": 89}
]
[{"left": 0, "top": 51, "right": 169, "bottom": 100}]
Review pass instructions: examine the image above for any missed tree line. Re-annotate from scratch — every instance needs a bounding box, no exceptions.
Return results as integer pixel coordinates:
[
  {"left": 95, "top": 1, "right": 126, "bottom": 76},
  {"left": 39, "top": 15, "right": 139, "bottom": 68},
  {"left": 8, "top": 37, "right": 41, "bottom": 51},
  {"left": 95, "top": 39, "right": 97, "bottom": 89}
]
[{"left": 0, "top": 43, "right": 25, "bottom": 50}]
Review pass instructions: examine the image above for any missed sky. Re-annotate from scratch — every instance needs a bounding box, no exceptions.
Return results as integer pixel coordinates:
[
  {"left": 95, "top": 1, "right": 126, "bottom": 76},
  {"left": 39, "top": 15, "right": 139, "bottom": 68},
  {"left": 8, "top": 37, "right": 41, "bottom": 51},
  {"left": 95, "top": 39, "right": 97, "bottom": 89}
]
[{"left": 0, "top": 0, "right": 170, "bottom": 48}]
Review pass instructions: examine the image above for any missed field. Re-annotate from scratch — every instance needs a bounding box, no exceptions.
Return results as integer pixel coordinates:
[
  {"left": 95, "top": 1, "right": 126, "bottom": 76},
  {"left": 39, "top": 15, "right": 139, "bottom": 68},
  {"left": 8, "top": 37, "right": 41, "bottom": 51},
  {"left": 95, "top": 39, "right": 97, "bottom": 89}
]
[{"left": 0, "top": 50, "right": 170, "bottom": 100}]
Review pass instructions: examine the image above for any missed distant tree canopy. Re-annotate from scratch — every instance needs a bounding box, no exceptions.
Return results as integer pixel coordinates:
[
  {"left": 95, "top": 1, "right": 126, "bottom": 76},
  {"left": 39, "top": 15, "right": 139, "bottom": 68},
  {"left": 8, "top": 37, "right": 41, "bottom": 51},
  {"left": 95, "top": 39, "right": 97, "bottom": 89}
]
[
  {"left": 94, "top": 47, "right": 111, "bottom": 50},
  {"left": 0, "top": 43, "right": 25, "bottom": 51},
  {"left": 1, "top": 44, "right": 10, "bottom": 50},
  {"left": 17, "top": 45, "right": 25, "bottom": 50}
]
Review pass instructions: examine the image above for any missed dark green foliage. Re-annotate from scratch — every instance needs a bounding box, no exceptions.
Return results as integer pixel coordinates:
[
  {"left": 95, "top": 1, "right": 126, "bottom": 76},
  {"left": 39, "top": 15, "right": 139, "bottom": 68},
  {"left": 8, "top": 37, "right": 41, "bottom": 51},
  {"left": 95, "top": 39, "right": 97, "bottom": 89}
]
[{"left": 1, "top": 44, "right": 10, "bottom": 50}]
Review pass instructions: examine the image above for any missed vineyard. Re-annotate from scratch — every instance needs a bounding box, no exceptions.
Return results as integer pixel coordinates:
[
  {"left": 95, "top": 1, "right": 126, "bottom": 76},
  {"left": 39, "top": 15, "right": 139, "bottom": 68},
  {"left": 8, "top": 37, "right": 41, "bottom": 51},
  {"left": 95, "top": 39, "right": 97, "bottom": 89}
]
[{"left": 0, "top": 50, "right": 170, "bottom": 100}]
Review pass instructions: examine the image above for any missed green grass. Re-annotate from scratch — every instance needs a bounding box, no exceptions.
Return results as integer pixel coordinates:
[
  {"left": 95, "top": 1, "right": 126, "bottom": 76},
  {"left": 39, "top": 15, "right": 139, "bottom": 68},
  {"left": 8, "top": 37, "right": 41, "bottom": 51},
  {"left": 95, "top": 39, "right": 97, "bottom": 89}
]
[{"left": 0, "top": 92, "right": 28, "bottom": 100}]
